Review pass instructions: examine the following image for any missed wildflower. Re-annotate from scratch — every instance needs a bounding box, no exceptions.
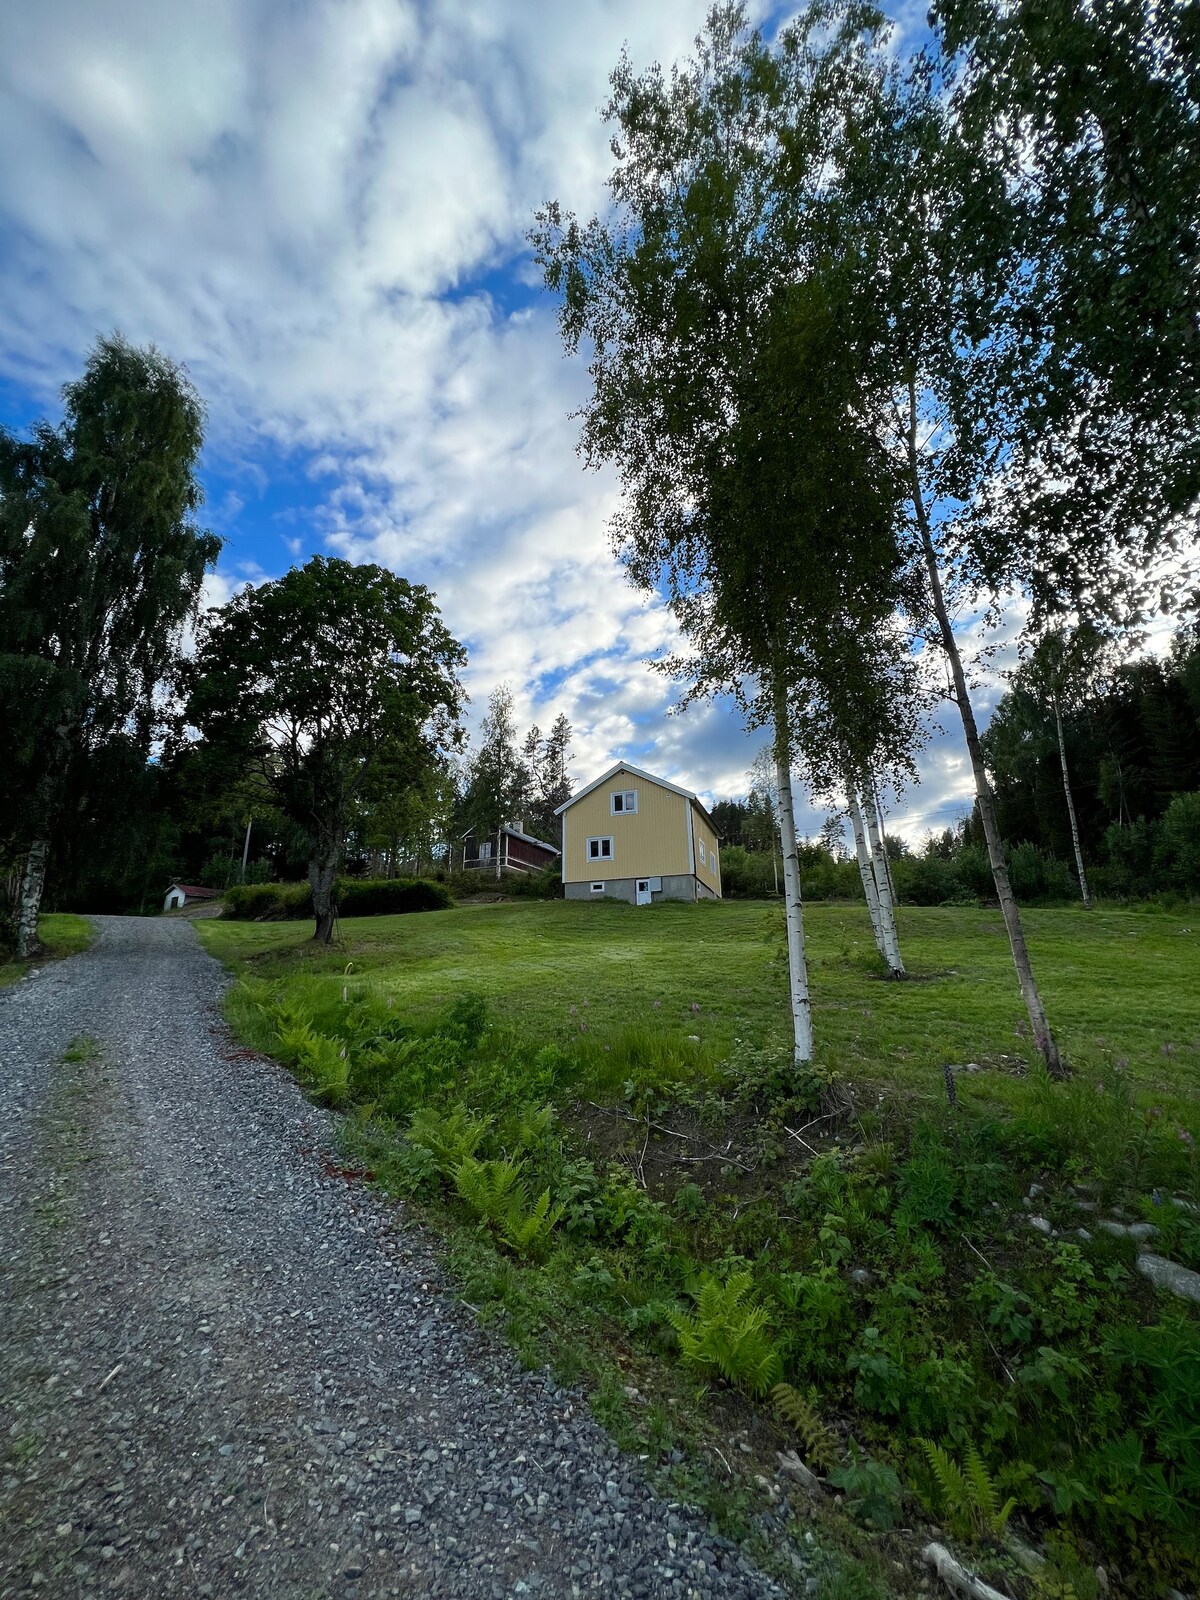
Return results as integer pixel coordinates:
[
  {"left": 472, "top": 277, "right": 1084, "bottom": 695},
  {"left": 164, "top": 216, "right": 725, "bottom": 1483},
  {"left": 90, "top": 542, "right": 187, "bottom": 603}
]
[
  {"left": 690, "top": 1002, "right": 701, "bottom": 1014},
  {"left": 569, "top": 1005, "right": 577, "bottom": 1015},
  {"left": 1179, "top": 1128, "right": 1195, "bottom": 1148},
  {"left": 652, "top": 1000, "right": 662, "bottom": 1010}
]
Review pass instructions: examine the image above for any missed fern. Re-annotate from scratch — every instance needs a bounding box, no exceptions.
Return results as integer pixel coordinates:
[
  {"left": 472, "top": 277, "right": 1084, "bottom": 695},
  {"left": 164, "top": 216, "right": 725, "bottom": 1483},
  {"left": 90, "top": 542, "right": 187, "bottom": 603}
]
[
  {"left": 453, "top": 1157, "right": 562, "bottom": 1257},
  {"left": 408, "top": 1104, "right": 491, "bottom": 1175},
  {"left": 453, "top": 1154, "right": 526, "bottom": 1221},
  {"left": 771, "top": 1383, "right": 839, "bottom": 1473},
  {"left": 668, "top": 1273, "right": 782, "bottom": 1397},
  {"left": 297, "top": 1033, "right": 351, "bottom": 1105},
  {"left": 918, "top": 1438, "right": 1017, "bottom": 1541},
  {"left": 501, "top": 1187, "right": 565, "bottom": 1256}
]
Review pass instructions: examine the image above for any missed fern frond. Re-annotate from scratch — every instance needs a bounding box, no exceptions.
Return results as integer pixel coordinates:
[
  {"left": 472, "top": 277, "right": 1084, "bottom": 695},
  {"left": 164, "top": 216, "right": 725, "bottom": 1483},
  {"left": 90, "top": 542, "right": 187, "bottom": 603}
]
[
  {"left": 771, "top": 1383, "right": 839, "bottom": 1473},
  {"left": 964, "top": 1443, "right": 999, "bottom": 1521},
  {"left": 918, "top": 1437, "right": 972, "bottom": 1538}
]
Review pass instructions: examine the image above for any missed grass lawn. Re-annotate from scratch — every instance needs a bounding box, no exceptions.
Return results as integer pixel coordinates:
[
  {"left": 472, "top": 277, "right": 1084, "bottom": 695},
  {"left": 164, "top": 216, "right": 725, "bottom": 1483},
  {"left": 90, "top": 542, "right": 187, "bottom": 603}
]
[
  {"left": 0, "top": 913, "right": 93, "bottom": 988},
  {"left": 201, "top": 896, "right": 1200, "bottom": 1596},
  {"left": 199, "top": 897, "right": 1200, "bottom": 1126}
]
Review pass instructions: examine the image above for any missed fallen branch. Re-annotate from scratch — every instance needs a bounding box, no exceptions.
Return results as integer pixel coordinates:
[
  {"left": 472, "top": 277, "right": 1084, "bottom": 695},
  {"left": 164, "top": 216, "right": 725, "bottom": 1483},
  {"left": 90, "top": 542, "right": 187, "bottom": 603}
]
[
  {"left": 922, "top": 1543, "right": 1014, "bottom": 1600},
  {"left": 97, "top": 1362, "right": 123, "bottom": 1394},
  {"left": 586, "top": 1102, "right": 756, "bottom": 1170}
]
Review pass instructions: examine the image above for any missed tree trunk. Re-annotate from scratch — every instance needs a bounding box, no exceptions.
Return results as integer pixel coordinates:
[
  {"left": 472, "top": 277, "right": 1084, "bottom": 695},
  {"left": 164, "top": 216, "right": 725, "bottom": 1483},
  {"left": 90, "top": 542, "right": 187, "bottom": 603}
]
[
  {"left": 848, "top": 791, "right": 887, "bottom": 959},
  {"left": 309, "top": 848, "right": 339, "bottom": 944},
  {"left": 905, "top": 385, "right": 1064, "bottom": 1077},
  {"left": 496, "top": 828, "right": 502, "bottom": 880},
  {"left": 773, "top": 689, "right": 813, "bottom": 1064},
  {"left": 15, "top": 838, "right": 50, "bottom": 959},
  {"left": 1054, "top": 695, "right": 1092, "bottom": 910},
  {"left": 862, "top": 787, "right": 905, "bottom": 977},
  {"left": 872, "top": 777, "right": 898, "bottom": 904}
]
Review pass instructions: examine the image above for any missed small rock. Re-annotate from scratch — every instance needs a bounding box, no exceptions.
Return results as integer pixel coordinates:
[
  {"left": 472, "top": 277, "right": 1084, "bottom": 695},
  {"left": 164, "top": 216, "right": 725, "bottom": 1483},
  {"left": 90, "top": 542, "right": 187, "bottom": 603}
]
[
  {"left": 1137, "top": 1253, "right": 1200, "bottom": 1305},
  {"left": 1098, "top": 1220, "right": 1156, "bottom": 1243},
  {"left": 1028, "top": 1215, "right": 1053, "bottom": 1235}
]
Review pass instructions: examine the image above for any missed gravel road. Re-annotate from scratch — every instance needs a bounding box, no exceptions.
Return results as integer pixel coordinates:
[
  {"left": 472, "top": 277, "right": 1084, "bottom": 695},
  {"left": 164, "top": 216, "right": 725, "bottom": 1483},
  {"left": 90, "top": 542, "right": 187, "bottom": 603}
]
[{"left": 0, "top": 917, "right": 785, "bottom": 1600}]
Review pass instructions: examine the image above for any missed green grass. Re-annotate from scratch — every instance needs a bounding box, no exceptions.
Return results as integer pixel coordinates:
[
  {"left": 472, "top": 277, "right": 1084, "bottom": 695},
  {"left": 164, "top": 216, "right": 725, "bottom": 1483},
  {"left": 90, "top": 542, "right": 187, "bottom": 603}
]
[
  {"left": 201, "top": 896, "right": 1200, "bottom": 1594},
  {"left": 199, "top": 898, "right": 1200, "bottom": 1124},
  {"left": 0, "top": 913, "right": 93, "bottom": 987}
]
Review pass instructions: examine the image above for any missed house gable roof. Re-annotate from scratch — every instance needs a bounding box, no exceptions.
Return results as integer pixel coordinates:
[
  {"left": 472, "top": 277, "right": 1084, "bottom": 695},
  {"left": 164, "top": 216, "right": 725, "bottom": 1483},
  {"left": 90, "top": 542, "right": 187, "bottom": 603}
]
[
  {"left": 554, "top": 761, "right": 720, "bottom": 837},
  {"left": 166, "top": 883, "right": 217, "bottom": 898}
]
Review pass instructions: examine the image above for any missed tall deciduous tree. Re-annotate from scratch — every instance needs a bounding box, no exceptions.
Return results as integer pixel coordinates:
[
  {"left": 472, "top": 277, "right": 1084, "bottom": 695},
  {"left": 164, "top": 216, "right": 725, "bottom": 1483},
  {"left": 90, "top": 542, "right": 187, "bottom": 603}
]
[
  {"left": 0, "top": 334, "right": 219, "bottom": 955},
  {"left": 535, "top": 6, "right": 921, "bottom": 1060},
  {"left": 188, "top": 557, "right": 464, "bottom": 941}
]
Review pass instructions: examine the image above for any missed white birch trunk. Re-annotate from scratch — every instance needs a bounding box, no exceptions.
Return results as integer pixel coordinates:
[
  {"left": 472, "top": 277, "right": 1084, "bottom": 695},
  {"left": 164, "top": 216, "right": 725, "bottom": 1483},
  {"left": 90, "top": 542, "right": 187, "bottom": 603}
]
[
  {"left": 904, "top": 379, "right": 1063, "bottom": 1075},
  {"left": 1054, "top": 696, "right": 1092, "bottom": 910},
  {"left": 862, "top": 788, "right": 905, "bottom": 977},
  {"left": 773, "top": 696, "right": 813, "bottom": 1064},
  {"left": 848, "top": 791, "right": 886, "bottom": 959},
  {"left": 15, "top": 838, "right": 50, "bottom": 959}
]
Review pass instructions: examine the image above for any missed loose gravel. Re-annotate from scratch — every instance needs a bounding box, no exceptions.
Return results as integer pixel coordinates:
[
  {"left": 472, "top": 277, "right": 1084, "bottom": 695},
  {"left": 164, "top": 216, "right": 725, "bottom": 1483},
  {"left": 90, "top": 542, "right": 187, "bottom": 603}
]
[{"left": 0, "top": 917, "right": 785, "bottom": 1599}]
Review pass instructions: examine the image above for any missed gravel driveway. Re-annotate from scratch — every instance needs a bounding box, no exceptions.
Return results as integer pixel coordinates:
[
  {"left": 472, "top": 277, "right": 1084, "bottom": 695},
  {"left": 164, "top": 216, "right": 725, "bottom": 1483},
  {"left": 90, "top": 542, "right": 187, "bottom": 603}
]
[{"left": 0, "top": 917, "right": 783, "bottom": 1600}]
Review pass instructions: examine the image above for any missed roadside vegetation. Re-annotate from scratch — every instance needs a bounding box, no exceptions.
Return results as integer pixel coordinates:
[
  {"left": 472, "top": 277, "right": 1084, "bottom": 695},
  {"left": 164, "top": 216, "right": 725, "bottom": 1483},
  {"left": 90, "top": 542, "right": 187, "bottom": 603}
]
[
  {"left": 0, "top": 914, "right": 91, "bottom": 988},
  {"left": 203, "top": 898, "right": 1200, "bottom": 1597}
]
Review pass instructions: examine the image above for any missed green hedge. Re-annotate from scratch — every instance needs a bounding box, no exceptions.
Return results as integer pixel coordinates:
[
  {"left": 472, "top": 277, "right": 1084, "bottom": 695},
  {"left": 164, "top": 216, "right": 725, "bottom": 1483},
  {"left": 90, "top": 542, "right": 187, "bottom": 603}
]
[{"left": 221, "top": 877, "right": 452, "bottom": 921}]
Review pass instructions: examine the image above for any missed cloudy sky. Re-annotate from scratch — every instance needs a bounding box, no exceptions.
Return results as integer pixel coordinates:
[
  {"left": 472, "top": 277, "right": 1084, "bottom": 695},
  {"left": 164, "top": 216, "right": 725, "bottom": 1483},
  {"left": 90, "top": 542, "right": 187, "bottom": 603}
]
[{"left": 0, "top": 0, "right": 991, "bottom": 842}]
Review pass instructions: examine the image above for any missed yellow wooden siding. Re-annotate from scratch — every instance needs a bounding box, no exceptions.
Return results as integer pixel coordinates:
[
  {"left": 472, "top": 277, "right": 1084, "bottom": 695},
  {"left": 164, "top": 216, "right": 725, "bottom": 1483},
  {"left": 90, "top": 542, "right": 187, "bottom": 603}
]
[
  {"left": 562, "top": 770, "right": 692, "bottom": 882},
  {"left": 690, "top": 802, "right": 723, "bottom": 897}
]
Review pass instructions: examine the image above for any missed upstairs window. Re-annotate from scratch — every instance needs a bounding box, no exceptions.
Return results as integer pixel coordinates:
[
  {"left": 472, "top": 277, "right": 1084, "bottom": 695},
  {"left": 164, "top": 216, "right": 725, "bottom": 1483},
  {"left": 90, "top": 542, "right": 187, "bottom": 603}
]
[
  {"left": 698, "top": 839, "right": 707, "bottom": 865},
  {"left": 611, "top": 789, "right": 638, "bottom": 815},
  {"left": 587, "top": 836, "right": 614, "bottom": 862}
]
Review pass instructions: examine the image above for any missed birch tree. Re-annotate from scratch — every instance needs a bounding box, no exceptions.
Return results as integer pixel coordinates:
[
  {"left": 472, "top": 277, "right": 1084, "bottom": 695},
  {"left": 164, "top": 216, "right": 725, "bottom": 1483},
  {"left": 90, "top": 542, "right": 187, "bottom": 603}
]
[
  {"left": 0, "top": 335, "right": 219, "bottom": 956},
  {"left": 534, "top": 4, "right": 922, "bottom": 1061}
]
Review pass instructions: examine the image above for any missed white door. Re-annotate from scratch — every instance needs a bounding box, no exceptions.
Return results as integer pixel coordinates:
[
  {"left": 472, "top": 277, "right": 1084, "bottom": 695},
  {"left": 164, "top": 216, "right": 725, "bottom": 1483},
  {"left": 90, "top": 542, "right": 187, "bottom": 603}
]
[{"left": 636, "top": 880, "right": 651, "bottom": 906}]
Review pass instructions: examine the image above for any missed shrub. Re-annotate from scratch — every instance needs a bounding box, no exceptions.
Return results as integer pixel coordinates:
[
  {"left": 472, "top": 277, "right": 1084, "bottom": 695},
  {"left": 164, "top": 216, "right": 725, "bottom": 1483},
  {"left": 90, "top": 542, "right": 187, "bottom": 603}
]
[
  {"left": 1155, "top": 792, "right": 1200, "bottom": 894},
  {"left": 222, "top": 876, "right": 451, "bottom": 920}
]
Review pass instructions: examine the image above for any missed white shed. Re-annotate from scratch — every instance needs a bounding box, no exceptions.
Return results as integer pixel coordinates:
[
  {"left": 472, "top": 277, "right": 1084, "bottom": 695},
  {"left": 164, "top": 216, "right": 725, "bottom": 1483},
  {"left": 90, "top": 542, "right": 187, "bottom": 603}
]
[{"left": 163, "top": 883, "right": 217, "bottom": 912}]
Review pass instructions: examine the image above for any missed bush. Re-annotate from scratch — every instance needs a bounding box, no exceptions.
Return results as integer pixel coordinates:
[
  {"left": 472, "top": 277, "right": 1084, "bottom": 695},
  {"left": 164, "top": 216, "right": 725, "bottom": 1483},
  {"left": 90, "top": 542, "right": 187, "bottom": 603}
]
[
  {"left": 222, "top": 876, "right": 451, "bottom": 920},
  {"left": 1155, "top": 792, "right": 1200, "bottom": 895}
]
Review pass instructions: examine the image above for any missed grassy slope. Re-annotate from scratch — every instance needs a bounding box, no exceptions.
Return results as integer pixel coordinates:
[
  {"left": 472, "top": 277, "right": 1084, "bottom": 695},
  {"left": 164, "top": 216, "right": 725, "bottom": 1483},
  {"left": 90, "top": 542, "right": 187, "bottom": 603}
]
[
  {"left": 0, "top": 914, "right": 93, "bottom": 988},
  {"left": 199, "top": 898, "right": 1200, "bottom": 1124},
  {"left": 200, "top": 899, "right": 1200, "bottom": 1596}
]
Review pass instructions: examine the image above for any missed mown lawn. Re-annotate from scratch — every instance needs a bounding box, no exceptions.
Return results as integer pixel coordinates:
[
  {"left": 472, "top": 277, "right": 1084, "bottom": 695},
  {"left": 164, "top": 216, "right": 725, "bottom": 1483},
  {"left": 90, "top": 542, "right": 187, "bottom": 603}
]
[
  {"left": 199, "top": 897, "right": 1200, "bottom": 1126},
  {"left": 0, "top": 913, "right": 93, "bottom": 988}
]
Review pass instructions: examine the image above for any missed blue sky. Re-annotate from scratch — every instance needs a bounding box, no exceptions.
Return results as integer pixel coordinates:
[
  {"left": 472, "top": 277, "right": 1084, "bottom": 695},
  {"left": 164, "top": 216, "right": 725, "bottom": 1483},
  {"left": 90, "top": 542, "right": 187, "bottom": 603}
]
[{"left": 0, "top": 0, "right": 992, "bottom": 842}]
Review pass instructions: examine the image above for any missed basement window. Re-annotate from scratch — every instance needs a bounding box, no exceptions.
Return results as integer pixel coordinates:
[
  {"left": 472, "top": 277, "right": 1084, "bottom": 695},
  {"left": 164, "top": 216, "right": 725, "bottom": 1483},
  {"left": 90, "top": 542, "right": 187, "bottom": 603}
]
[
  {"left": 611, "top": 789, "right": 638, "bottom": 815},
  {"left": 587, "top": 836, "right": 614, "bottom": 862},
  {"left": 590, "top": 882, "right": 605, "bottom": 894}
]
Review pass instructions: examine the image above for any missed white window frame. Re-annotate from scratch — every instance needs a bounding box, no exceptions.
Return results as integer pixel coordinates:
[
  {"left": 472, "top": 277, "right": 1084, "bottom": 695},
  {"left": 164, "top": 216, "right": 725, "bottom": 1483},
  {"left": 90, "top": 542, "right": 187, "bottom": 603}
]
[
  {"left": 478, "top": 840, "right": 492, "bottom": 861},
  {"left": 590, "top": 881, "right": 605, "bottom": 894},
  {"left": 586, "top": 835, "right": 614, "bottom": 862},
  {"left": 697, "top": 839, "right": 707, "bottom": 865},
  {"left": 610, "top": 789, "right": 638, "bottom": 815}
]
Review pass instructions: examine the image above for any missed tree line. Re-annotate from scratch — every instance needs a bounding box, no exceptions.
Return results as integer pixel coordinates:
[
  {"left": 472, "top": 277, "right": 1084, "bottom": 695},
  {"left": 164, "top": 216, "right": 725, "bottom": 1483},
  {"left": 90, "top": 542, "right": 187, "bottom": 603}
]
[
  {"left": 0, "top": 337, "right": 583, "bottom": 950},
  {"left": 533, "top": 0, "right": 1199, "bottom": 1073}
]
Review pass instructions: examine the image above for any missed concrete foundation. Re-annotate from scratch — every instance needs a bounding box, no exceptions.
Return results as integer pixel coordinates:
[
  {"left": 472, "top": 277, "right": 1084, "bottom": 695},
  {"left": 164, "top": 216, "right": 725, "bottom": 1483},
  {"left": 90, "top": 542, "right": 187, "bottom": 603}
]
[{"left": 564, "top": 874, "right": 703, "bottom": 904}]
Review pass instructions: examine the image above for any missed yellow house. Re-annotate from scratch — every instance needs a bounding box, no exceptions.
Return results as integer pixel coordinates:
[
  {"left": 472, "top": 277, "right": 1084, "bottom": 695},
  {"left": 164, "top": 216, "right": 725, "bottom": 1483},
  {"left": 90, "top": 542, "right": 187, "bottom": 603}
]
[{"left": 555, "top": 761, "right": 722, "bottom": 905}]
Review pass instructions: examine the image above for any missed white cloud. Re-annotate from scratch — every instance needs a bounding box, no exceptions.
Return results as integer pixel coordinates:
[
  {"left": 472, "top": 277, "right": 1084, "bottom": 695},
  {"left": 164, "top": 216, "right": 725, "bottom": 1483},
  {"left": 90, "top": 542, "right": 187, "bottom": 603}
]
[{"left": 0, "top": 0, "right": 1116, "bottom": 850}]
